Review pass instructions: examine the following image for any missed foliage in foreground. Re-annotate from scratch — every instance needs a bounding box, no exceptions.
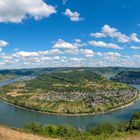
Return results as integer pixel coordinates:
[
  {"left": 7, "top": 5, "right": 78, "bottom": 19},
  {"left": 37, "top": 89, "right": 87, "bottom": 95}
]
[{"left": 23, "top": 112, "right": 140, "bottom": 140}]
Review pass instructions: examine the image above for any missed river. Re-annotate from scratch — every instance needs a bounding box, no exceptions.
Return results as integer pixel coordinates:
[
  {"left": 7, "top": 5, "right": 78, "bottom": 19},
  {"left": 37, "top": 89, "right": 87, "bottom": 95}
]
[{"left": 0, "top": 77, "right": 140, "bottom": 130}]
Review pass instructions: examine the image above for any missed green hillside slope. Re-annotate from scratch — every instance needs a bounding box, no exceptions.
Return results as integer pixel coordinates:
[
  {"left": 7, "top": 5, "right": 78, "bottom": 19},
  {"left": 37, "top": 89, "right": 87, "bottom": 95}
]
[{"left": 111, "top": 71, "right": 140, "bottom": 84}]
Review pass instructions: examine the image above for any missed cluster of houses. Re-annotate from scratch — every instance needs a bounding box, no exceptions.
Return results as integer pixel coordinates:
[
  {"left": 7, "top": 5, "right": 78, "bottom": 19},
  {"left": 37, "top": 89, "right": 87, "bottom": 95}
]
[
  {"left": 89, "top": 90, "right": 138, "bottom": 107},
  {"left": 38, "top": 92, "right": 88, "bottom": 102},
  {"left": 38, "top": 89, "right": 139, "bottom": 107}
]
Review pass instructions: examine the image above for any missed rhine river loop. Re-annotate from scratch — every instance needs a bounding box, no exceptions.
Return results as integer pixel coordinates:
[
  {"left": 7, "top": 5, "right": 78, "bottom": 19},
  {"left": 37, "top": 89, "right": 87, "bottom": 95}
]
[{"left": 0, "top": 77, "right": 140, "bottom": 130}]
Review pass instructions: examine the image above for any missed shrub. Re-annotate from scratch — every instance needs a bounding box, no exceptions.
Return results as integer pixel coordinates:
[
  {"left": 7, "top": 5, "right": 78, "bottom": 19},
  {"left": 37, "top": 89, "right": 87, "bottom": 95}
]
[
  {"left": 91, "top": 122, "right": 116, "bottom": 135},
  {"left": 129, "top": 112, "right": 140, "bottom": 130}
]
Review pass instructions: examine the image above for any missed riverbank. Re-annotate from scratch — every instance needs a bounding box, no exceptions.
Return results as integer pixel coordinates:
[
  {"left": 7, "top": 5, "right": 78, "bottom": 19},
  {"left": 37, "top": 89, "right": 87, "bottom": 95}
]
[{"left": 0, "top": 95, "right": 140, "bottom": 116}]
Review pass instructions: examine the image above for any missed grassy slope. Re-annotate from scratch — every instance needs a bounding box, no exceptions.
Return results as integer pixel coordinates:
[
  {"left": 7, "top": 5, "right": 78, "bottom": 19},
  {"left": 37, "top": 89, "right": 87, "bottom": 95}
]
[
  {"left": 117, "top": 136, "right": 140, "bottom": 140},
  {"left": 115, "top": 71, "right": 140, "bottom": 78},
  {"left": 111, "top": 71, "right": 140, "bottom": 84},
  {"left": 1, "top": 126, "right": 140, "bottom": 140},
  {"left": 0, "top": 126, "right": 58, "bottom": 140}
]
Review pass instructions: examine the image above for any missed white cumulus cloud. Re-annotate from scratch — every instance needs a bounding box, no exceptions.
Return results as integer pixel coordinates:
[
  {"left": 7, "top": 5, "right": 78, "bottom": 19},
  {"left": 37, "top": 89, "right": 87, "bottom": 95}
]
[
  {"left": 0, "top": 40, "right": 9, "bottom": 47},
  {"left": 102, "top": 25, "right": 130, "bottom": 43},
  {"left": 88, "top": 40, "right": 123, "bottom": 50},
  {"left": 53, "top": 39, "right": 77, "bottom": 49},
  {"left": 0, "top": 40, "right": 9, "bottom": 51},
  {"left": 80, "top": 49, "right": 94, "bottom": 57},
  {"left": 90, "top": 24, "right": 140, "bottom": 44},
  {"left": 130, "top": 46, "right": 140, "bottom": 50},
  {"left": 63, "top": 9, "right": 83, "bottom": 22},
  {"left": 0, "top": 0, "right": 56, "bottom": 23},
  {"left": 130, "top": 33, "right": 140, "bottom": 43},
  {"left": 90, "top": 32, "right": 106, "bottom": 38}
]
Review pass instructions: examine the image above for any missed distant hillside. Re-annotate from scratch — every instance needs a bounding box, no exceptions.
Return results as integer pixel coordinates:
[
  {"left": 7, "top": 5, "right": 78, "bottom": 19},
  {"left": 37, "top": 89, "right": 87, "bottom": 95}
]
[
  {"left": 0, "top": 67, "right": 125, "bottom": 82},
  {"left": 0, "top": 67, "right": 140, "bottom": 78},
  {"left": 111, "top": 71, "right": 140, "bottom": 84},
  {"left": 25, "top": 69, "right": 134, "bottom": 92},
  {"left": 0, "top": 69, "right": 138, "bottom": 114},
  {"left": 0, "top": 69, "right": 36, "bottom": 76}
]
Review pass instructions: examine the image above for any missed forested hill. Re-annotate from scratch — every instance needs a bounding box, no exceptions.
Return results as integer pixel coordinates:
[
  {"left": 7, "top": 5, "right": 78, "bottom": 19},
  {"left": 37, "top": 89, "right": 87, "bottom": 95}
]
[
  {"left": 0, "top": 67, "right": 140, "bottom": 78},
  {"left": 111, "top": 71, "right": 140, "bottom": 84},
  {"left": 25, "top": 69, "right": 133, "bottom": 92}
]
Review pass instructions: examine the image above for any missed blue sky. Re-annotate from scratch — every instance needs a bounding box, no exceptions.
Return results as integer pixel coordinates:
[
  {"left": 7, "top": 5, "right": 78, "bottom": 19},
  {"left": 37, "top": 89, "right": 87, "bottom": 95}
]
[{"left": 0, "top": 0, "right": 140, "bottom": 69}]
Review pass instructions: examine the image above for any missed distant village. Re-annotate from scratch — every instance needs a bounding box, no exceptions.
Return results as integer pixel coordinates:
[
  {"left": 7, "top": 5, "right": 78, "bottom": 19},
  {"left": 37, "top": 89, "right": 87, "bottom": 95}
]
[{"left": 38, "top": 90, "right": 139, "bottom": 107}]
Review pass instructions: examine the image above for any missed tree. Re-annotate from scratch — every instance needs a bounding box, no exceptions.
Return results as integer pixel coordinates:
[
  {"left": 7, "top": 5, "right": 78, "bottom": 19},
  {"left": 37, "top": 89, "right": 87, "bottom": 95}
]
[
  {"left": 129, "top": 112, "right": 140, "bottom": 130},
  {"left": 91, "top": 122, "right": 116, "bottom": 135}
]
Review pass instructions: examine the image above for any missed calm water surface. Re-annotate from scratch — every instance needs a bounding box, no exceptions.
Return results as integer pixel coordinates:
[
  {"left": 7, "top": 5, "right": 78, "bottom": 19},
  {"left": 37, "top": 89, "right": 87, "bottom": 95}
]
[{"left": 0, "top": 78, "right": 140, "bottom": 129}]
